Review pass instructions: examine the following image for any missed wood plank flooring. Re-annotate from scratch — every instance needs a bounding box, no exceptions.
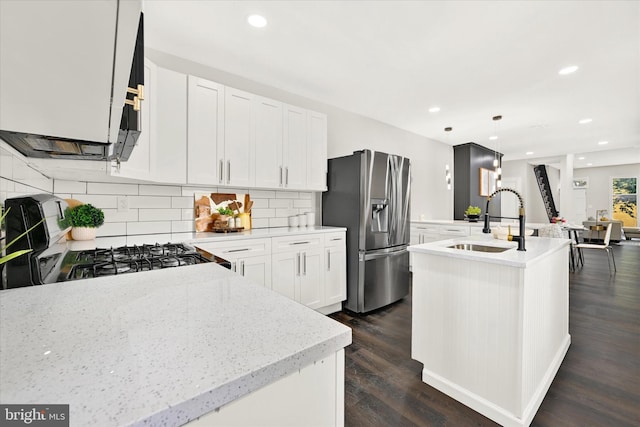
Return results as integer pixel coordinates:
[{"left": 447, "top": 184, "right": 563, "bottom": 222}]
[{"left": 330, "top": 243, "right": 640, "bottom": 427}]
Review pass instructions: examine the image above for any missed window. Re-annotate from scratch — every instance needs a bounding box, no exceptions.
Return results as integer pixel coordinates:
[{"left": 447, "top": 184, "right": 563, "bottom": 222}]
[{"left": 612, "top": 177, "right": 637, "bottom": 227}]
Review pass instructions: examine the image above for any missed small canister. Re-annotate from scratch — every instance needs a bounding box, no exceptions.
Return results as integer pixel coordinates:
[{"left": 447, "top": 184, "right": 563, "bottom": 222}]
[
  {"left": 234, "top": 217, "right": 242, "bottom": 228},
  {"left": 238, "top": 212, "right": 251, "bottom": 230},
  {"left": 298, "top": 213, "right": 307, "bottom": 227},
  {"left": 227, "top": 217, "right": 234, "bottom": 228}
]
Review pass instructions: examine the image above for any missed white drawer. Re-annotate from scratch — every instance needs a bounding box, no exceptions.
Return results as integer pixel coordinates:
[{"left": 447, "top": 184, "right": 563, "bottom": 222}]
[
  {"left": 196, "top": 238, "right": 271, "bottom": 259},
  {"left": 439, "top": 226, "right": 470, "bottom": 236},
  {"left": 272, "top": 234, "right": 323, "bottom": 253},
  {"left": 324, "top": 232, "right": 346, "bottom": 247}
]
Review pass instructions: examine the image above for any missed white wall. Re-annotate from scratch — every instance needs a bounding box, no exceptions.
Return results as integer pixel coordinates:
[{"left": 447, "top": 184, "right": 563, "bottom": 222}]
[
  {"left": 574, "top": 163, "right": 640, "bottom": 223},
  {"left": 146, "top": 48, "right": 454, "bottom": 221}
]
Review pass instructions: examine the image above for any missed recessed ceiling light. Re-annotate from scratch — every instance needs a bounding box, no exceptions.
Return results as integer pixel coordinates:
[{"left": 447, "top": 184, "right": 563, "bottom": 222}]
[
  {"left": 587, "top": 163, "right": 593, "bottom": 166},
  {"left": 428, "top": 107, "right": 440, "bottom": 113},
  {"left": 598, "top": 140, "right": 609, "bottom": 145},
  {"left": 578, "top": 118, "right": 592, "bottom": 124},
  {"left": 559, "top": 65, "right": 579, "bottom": 75},
  {"left": 247, "top": 14, "right": 267, "bottom": 28},
  {"left": 526, "top": 151, "right": 534, "bottom": 155},
  {"left": 578, "top": 156, "right": 585, "bottom": 160},
  {"left": 489, "top": 136, "right": 498, "bottom": 141}
]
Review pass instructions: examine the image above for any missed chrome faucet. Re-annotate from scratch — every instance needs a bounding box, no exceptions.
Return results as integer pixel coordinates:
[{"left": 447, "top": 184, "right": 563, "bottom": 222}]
[{"left": 482, "top": 187, "right": 526, "bottom": 251}]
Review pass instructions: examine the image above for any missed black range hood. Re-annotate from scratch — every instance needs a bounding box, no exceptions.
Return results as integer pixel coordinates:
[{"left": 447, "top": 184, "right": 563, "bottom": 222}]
[{"left": 0, "top": 4, "right": 144, "bottom": 162}]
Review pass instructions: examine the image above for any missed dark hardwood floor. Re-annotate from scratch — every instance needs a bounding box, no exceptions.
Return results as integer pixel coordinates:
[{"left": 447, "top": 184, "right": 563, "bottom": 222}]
[{"left": 330, "top": 242, "right": 640, "bottom": 427}]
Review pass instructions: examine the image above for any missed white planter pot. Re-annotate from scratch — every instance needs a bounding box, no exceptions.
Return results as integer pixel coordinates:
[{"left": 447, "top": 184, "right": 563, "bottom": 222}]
[{"left": 71, "top": 227, "right": 97, "bottom": 241}]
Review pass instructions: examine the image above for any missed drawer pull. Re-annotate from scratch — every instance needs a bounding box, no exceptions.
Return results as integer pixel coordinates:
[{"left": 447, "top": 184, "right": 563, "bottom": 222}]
[
  {"left": 330, "top": 237, "right": 342, "bottom": 241},
  {"left": 227, "top": 248, "right": 251, "bottom": 253},
  {"left": 290, "top": 241, "right": 311, "bottom": 245}
]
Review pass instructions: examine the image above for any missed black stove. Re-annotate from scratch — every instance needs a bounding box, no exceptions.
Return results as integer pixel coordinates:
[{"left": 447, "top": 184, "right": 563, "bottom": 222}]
[
  {"left": 2, "top": 195, "right": 231, "bottom": 289},
  {"left": 60, "top": 243, "right": 231, "bottom": 282}
]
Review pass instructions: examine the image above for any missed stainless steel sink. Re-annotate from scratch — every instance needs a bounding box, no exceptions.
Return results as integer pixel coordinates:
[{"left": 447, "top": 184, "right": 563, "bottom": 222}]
[{"left": 447, "top": 243, "right": 511, "bottom": 253}]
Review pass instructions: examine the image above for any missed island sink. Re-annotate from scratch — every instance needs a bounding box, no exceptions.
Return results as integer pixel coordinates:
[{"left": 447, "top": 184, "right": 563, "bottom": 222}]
[{"left": 447, "top": 243, "right": 511, "bottom": 253}]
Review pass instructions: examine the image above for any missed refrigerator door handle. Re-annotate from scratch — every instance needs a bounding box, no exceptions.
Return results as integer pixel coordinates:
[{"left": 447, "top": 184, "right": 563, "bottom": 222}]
[{"left": 363, "top": 247, "right": 408, "bottom": 261}]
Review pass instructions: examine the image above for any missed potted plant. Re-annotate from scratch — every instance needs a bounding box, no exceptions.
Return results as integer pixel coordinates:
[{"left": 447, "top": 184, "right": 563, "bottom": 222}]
[
  {"left": 464, "top": 205, "right": 481, "bottom": 222},
  {"left": 68, "top": 204, "right": 105, "bottom": 240}
]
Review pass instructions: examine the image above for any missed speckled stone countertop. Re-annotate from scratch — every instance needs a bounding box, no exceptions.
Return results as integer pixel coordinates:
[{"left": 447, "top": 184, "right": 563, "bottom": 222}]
[
  {"left": 0, "top": 263, "right": 352, "bottom": 426},
  {"left": 408, "top": 234, "right": 571, "bottom": 268}
]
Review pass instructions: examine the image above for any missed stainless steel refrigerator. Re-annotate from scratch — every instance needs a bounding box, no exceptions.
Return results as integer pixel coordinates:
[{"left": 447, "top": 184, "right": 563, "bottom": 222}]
[{"left": 322, "top": 150, "right": 411, "bottom": 313}]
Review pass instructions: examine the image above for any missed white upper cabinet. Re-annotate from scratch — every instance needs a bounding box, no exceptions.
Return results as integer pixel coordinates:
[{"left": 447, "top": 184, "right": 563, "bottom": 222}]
[
  {"left": 283, "top": 104, "right": 308, "bottom": 190},
  {"left": 187, "top": 76, "right": 224, "bottom": 185},
  {"left": 112, "top": 59, "right": 154, "bottom": 180},
  {"left": 152, "top": 67, "right": 187, "bottom": 184},
  {"left": 254, "top": 97, "right": 284, "bottom": 189},
  {"left": 224, "top": 88, "right": 255, "bottom": 187},
  {"left": 307, "top": 111, "right": 328, "bottom": 191}
]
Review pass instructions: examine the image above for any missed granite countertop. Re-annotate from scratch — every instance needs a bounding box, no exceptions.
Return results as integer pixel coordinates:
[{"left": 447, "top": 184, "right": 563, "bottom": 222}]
[
  {"left": 0, "top": 263, "right": 352, "bottom": 426},
  {"left": 408, "top": 234, "right": 571, "bottom": 268}
]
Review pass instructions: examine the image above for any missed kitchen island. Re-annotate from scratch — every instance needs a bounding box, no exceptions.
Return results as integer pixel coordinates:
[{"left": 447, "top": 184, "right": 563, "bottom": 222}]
[
  {"left": 0, "top": 263, "right": 351, "bottom": 426},
  {"left": 409, "top": 235, "right": 571, "bottom": 427}
]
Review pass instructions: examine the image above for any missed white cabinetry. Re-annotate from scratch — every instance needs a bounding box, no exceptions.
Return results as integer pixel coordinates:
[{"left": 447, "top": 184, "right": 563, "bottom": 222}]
[
  {"left": 282, "top": 104, "right": 308, "bottom": 190},
  {"left": 410, "top": 223, "right": 472, "bottom": 244},
  {"left": 187, "top": 76, "right": 224, "bottom": 185},
  {"left": 187, "top": 350, "right": 345, "bottom": 427},
  {"left": 111, "top": 61, "right": 187, "bottom": 184},
  {"left": 223, "top": 88, "right": 255, "bottom": 187},
  {"left": 193, "top": 230, "right": 346, "bottom": 314},
  {"left": 272, "top": 234, "right": 324, "bottom": 309},
  {"left": 153, "top": 67, "right": 187, "bottom": 184},
  {"left": 112, "top": 59, "right": 154, "bottom": 180},
  {"left": 254, "top": 96, "right": 283, "bottom": 188},
  {"left": 307, "top": 111, "right": 328, "bottom": 191},
  {"left": 324, "top": 232, "right": 347, "bottom": 306},
  {"left": 196, "top": 239, "right": 271, "bottom": 288}
]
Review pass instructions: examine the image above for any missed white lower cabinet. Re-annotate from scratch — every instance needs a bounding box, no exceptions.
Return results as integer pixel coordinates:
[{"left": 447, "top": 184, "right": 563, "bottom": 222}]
[
  {"left": 196, "top": 239, "right": 271, "bottom": 288},
  {"left": 193, "top": 231, "right": 346, "bottom": 313},
  {"left": 271, "top": 234, "right": 324, "bottom": 310},
  {"left": 187, "top": 349, "right": 345, "bottom": 427},
  {"left": 324, "top": 232, "right": 347, "bottom": 306}
]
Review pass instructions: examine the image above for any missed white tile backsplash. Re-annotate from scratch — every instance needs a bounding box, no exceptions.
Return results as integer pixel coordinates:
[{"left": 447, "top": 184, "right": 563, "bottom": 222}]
[
  {"left": 70, "top": 194, "right": 118, "bottom": 209},
  {"left": 128, "top": 196, "right": 172, "bottom": 209},
  {"left": 171, "top": 196, "right": 193, "bottom": 208},
  {"left": 269, "top": 217, "right": 288, "bottom": 227},
  {"left": 269, "top": 199, "right": 291, "bottom": 208},
  {"left": 102, "top": 208, "right": 139, "bottom": 223},
  {"left": 139, "top": 184, "right": 182, "bottom": 196},
  {"left": 127, "top": 221, "right": 173, "bottom": 235},
  {"left": 1, "top": 145, "right": 318, "bottom": 238},
  {"left": 87, "top": 182, "right": 138, "bottom": 195},
  {"left": 276, "top": 191, "right": 299, "bottom": 199},
  {"left": 54, "top": 180, "right": 87, "bottom": 194},
  {"left": 138, "top": 208, "right": 182, "bottom": 221},
  {"left": 171, "top": 220, "right": 194, "bottom": 233},
  {"left": 97, "top": 222, "right": 127, "bottom": 237},
  {"left": 251, "top": 208, "right": 275, "bottom": 219},
  {"left": 293, "top": 199, "right": 313, "bottom": 209}
]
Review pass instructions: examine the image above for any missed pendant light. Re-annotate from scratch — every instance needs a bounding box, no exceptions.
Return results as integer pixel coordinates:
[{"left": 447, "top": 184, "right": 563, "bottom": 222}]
[
  {"left": 445, "top": 127, "right": 452, "bottom": 190},
  {"left": 492, "top": 115, "right": 503, "bottom": 188}
]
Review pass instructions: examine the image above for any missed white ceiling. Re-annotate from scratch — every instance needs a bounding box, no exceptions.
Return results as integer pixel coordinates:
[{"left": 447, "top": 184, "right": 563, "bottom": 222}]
[{"left": 144, "top": 0, "right": 640, "bottom": 168}]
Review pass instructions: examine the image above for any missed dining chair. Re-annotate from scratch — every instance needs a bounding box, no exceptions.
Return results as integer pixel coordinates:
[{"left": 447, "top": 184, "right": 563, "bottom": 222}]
[{"left": 575, "top": 222, "right": 616, "bottom": 273}]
